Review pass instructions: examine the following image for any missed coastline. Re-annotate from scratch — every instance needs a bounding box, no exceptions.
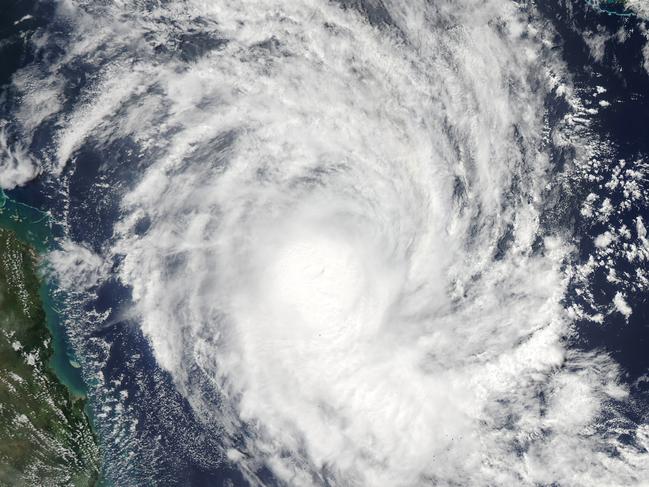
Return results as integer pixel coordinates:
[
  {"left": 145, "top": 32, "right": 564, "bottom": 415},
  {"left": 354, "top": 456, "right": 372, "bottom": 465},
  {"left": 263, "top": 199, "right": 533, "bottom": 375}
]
[
  {"left": 0, "top": 189, "right": 87, "bottom": 397},
  {"left": 0, "top": 224, "right": 99, "bottom": 485}
]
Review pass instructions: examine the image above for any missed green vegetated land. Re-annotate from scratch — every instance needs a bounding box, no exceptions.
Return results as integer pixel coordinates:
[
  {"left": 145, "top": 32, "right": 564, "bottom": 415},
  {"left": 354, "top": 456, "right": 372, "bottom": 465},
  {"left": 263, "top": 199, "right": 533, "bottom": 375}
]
[{"left": 0, "top": 228, "right": 99, "bottom": 486}]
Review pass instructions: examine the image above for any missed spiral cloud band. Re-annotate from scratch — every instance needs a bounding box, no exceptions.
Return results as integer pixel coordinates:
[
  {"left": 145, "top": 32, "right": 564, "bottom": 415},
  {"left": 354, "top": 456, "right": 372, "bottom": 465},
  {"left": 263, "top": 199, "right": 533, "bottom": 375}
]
[{"left": 8, "top": 0, "right": 649, "bottom": 485}]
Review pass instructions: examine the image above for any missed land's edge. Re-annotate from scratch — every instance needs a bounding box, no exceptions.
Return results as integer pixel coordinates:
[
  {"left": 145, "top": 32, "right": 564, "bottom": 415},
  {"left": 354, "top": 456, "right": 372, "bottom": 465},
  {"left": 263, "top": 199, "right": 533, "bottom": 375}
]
[{"left": 0, "top": 227, "right": 100, "bottom": 486}]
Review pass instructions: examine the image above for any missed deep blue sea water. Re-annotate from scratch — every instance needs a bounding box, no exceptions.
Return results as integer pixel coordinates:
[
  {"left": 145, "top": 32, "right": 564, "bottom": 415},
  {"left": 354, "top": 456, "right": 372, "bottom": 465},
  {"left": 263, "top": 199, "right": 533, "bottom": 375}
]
[
  {"left": 540, "top": 2, "right": 649, "bottom": 438},
  {"left": 540, "top": 2, "right": 649, "bottom": 387}
]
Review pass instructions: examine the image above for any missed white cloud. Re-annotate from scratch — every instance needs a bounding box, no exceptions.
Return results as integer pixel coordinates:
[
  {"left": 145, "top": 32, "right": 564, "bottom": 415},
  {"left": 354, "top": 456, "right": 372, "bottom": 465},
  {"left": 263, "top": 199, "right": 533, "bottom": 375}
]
[
  {"left": 627, "top": 0, "right": 649, "bottom": 19},
  {"left": 613, "top": 291, "right": 633, "bottom": 318},
  {"left": 595, "top": 231, "right": 615, "bottom": 248},
  {"left": 583, "top": 30, "right": 610, "bottom": 62},
  {"left": 0, "top": 126, "right": 40, "bottom": 190},
  {"left": 48, "top": 240, "right": 108, "bottom": 290}
]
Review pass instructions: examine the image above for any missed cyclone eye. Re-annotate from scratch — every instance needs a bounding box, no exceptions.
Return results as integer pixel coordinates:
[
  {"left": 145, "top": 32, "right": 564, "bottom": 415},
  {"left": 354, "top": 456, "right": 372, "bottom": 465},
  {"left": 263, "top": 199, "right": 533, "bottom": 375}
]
[{"left": 267, "top": 237, "right": 364, "bottom": 326}]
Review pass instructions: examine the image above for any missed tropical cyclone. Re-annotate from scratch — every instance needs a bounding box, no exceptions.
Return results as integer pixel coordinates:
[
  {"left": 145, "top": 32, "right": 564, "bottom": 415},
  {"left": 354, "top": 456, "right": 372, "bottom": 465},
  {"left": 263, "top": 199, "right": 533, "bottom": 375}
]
[{"left": 6, "top": 0, "right": 649, "bottom": 485}]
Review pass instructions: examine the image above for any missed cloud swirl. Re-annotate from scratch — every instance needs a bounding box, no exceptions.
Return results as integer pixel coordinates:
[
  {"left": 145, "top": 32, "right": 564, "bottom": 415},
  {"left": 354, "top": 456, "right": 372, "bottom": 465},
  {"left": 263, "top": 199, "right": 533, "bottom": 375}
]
[{"left": 8, "top": 0, "right": 649, "bottom": 485}]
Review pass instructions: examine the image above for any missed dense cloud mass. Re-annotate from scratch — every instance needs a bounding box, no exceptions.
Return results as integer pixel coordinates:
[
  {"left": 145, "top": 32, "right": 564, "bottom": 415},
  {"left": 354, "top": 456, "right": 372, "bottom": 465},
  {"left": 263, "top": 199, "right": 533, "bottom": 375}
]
[
  {"left": 0, "top": 126, "right": 40, "bottom": 190},
  {"left": 8, "top": 0, "right": 649, "bottom": 485}
]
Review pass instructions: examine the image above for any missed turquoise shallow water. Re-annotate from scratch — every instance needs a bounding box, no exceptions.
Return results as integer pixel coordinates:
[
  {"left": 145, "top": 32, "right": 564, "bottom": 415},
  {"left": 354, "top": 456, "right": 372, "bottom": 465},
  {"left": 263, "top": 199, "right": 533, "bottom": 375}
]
[
  {"left": 0, "top": 189, "right": 87, "bottom": 397},
  {"left": 585, "top": 0, "right": 636, "bottom": 17}
]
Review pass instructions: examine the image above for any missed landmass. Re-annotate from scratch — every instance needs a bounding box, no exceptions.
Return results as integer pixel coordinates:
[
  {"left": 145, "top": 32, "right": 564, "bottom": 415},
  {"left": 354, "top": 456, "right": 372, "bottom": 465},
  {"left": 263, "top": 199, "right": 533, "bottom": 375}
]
[{"left": 0, "top": 227, "right": 99, "bottom": 486}]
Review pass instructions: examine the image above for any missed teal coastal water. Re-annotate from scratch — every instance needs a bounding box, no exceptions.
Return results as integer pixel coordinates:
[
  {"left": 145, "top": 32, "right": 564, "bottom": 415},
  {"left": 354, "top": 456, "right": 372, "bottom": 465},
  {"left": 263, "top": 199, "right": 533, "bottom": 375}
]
[
  {"left": 586, "top": 0, "right": 636, "bottom": 17},
  {"left": 0, "top": 189, "right": 87, "bottom": 397}
]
